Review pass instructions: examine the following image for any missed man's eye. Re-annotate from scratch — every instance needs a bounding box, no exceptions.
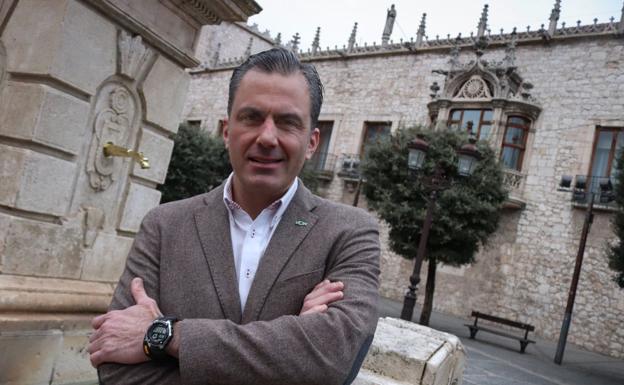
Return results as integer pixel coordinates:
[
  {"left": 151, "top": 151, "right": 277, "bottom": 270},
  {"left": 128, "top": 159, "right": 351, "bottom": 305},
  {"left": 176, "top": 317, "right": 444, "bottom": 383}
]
[
  {"left": 240, "top": 114, "right": 261, "bottom": 123},
  {"left": 277, "top": 118, "right": 301, "bottom": 129}
]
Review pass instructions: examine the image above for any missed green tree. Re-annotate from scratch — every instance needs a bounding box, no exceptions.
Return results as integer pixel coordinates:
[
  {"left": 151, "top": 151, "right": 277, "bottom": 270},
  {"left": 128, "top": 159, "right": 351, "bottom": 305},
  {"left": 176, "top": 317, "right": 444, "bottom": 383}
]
[
  {"left": 607, "top": 149, "right": 624, "bottom": 288},
  {"left": 159, "top": 123, "right": 231, "bottom": 203},
  {"left": 362, "top": 126, "right": 507, "bottom": 325}
]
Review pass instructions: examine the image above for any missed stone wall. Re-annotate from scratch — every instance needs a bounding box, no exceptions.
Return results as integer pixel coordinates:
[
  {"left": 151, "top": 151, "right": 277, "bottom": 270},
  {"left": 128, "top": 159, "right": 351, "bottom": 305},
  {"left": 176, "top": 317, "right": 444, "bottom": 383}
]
[
  {"left": 195, "top": 22, "right": 274, "bottom": 68},
  {"left": 184, "top": 31, "right": 624, "bottom": 358},
  {"left": 0, "top": 0, "right": 259, "bottom": 383}
]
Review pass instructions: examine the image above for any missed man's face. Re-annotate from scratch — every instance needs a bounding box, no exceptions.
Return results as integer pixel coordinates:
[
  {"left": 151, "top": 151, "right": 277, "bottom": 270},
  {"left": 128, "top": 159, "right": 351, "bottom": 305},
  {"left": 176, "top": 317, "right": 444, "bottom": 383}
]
[{"left": 223, "top": 70, "right": 319, "bottom": 201}]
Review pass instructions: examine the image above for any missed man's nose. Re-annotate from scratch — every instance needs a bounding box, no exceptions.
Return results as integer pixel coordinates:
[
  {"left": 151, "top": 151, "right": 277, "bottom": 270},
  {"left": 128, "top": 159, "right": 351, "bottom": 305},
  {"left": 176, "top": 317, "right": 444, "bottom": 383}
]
[{"left": 256, "top": 117, "right": 279, "bottom": 147}]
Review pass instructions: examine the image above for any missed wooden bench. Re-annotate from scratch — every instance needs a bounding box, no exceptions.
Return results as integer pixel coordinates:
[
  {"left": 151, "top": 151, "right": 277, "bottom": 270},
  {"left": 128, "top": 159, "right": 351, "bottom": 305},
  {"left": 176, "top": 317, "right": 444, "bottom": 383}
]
[{"left": 464, "top": 311, "right": 535, "bottom": 353}]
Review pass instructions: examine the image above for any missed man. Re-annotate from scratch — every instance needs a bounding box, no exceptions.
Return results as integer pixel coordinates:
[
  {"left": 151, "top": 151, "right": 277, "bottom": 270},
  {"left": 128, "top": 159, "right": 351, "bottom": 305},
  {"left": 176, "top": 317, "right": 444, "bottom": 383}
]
[{"left": 88, "top": 48, "right": 380, "bottom": 385}]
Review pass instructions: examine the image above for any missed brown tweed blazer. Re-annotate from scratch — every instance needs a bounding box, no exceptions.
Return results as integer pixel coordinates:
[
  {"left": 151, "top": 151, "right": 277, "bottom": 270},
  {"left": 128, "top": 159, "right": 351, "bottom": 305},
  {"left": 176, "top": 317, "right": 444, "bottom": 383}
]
[{"left": 98, "top": 182, "right": 380, "bottom": 385}]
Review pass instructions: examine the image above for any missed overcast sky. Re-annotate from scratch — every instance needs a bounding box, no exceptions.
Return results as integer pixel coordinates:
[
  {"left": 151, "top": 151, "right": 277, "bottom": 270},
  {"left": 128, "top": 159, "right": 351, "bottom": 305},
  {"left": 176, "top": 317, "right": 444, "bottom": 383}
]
[{"left": 248, "top": 0, "right": 622, "bottom": 50}]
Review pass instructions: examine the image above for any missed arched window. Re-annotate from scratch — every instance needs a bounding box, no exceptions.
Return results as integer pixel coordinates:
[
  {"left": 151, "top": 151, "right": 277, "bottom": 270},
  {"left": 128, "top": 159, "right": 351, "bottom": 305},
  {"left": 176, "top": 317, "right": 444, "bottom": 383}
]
[
  {"left": 448, "top": 109, "right": 493, "bottom": 140},
  {"left": 500, "top": 116, "right": 530, "bottom": 171}
]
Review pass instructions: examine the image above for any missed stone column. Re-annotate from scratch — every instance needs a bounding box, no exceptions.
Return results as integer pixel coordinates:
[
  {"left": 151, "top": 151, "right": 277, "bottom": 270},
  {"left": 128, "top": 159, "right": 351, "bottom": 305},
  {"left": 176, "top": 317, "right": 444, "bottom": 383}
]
[{"left": 0, "top": 0, "right": 258, "bottom": 383}]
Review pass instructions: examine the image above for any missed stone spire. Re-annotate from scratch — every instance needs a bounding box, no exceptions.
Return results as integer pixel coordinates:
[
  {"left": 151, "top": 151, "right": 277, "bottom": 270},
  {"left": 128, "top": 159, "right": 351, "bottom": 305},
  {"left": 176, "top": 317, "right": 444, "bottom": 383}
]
[
  {"left": 416, "top": 13, "right": 427, "bottom": 47},
  {"left": 474, "top": 4, "right": 489, "bottom": 56},
  {"left": 381, "top": 4, "right": 396, "bottom": 46},
  {"left": 274, "top": 32, "right": 282, "bottom": 47},
  {"left": 548, "top": 0, "right": 561, "bottom": 36},
  {"left": 244, "top": 37, "right": 253, "bottom": 58},
  {"left": 477, "top": 4, "right": 489, "bottom": 38},
  {"left": 619, "top": 1, "right": 624, "bottom": 35},
  {"left": 311, "top": 27, "right": 320, "bottom": 55},
  {"left": 348, "top": 22, "right": 358, "bottom": 52},
  {"left": 290, "top": 32, "right": 300, "bottom": 53}
]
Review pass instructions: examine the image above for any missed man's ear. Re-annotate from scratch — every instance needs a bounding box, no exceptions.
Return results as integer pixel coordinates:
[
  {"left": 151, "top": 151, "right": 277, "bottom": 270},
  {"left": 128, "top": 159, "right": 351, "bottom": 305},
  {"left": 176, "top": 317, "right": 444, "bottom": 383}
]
[
  {"left": 222, "top": 118, "right": 229, "bottom": 148},
  {"left": 305, "top": 128, "right": 320, "bottom": 160}
]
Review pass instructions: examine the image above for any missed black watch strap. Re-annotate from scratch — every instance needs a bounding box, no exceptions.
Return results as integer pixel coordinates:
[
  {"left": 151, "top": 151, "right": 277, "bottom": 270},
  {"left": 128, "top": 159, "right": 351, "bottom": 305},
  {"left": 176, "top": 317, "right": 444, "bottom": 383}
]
[{"left": 143, "top": 316, "right": 178, "bottom": 361}]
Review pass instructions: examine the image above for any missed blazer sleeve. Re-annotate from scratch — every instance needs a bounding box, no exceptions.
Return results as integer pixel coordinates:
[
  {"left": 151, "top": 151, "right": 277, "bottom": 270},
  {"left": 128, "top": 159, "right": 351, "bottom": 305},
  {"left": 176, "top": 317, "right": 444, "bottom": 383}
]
[
  {"left": 97, "top": 208, "right": 182, "bottom": 385},
  {"left": 177, "top": 210, "right": 381, "bottom": 385}
]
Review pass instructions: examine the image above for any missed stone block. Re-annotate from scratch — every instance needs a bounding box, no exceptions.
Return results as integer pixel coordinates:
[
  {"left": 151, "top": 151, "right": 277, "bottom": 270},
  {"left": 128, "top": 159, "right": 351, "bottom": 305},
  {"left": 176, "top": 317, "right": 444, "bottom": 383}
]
[
  {"left": 3, "top": 217, "right": 83, "bottom": 279},
  {"left": 132, "top": 128, "right": 175, "bottom": 184},
  {"left": 3, "top": 0, "right": 116, "bottom": 95},
  {"left": 0, "top": 212, "right": 11, "bottom": 271},
  {"left": 81, "top": 232, "right": 134, "bottom": 282},
  {"left": 54, "top": 0, "right": 116, "bottom": 94},
  {"left": 119, "top": 182, "right": 161, "bottom": 233},
  {"left": 0, "top": 329, "right": 62, "bottom": 385},
  {"left": 14, "top": 150, "right": 76, "bottom": 216},
  {"left": 0, "top": 81, "right": 90, "bottom": 154},
  {"left": 357, "top": 318, "right": 465, "bottom": 385},
  {"left": 2, "top": 0, "right": 66, "bottom": 75},
  {"left": 0, "top": 144, "right": 25, "bottom": 207},
  {"left": 142, "top": 55, "right": 190, "bottom": 133},
  {"left": 51, "top": 331, "right": 97, "bottom": 385}
]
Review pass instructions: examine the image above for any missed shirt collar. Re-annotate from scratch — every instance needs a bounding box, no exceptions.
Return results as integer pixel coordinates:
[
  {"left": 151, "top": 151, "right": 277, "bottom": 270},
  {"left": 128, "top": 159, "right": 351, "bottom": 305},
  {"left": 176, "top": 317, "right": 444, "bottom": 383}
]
[{"left": 223, "top": 173, "right": 298, "bottom": 221}]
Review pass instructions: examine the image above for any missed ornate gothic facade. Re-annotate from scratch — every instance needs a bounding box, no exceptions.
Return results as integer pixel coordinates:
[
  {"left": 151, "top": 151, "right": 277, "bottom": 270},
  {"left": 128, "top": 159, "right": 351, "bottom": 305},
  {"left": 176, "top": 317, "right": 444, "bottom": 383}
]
[{"left": 183, "top": 2, "right": 624, "bottom": 359}]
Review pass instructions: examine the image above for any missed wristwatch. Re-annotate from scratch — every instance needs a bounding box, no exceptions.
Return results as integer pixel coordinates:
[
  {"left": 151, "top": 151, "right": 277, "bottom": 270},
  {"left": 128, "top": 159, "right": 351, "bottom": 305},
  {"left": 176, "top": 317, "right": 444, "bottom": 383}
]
[{"left": 143, "top": 316, "right": 177, "bottom": 360}]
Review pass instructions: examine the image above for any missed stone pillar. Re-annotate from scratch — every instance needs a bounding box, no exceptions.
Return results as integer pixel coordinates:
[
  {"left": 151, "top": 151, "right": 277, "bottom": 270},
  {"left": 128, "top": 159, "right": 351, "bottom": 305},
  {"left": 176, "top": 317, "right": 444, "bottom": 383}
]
[{"left": 0, "top": 0, "right": 259, "bottom": 384}]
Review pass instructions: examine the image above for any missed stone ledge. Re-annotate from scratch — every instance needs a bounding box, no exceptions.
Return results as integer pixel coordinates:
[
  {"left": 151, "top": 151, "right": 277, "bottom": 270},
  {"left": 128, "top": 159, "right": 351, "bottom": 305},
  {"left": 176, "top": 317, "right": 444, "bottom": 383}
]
[
  {"left": 355, "top": 317, "right": 465, "bottom": 385},
  {"left": 0, "top": 274, "right": 114, "bottom": 313}
]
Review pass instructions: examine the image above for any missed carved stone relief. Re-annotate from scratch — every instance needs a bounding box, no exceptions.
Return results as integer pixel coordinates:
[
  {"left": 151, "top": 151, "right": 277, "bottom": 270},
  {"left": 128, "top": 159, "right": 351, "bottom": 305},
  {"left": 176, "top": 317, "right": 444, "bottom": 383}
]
[
  {"left": 117, "top": 30, "right": 154, "bottom": 80},
  {"left": 83, "top": 206, "right": 105, "bottom": 248},
  {"left": 86, "top": 82, "right": 139, "bottom": 191},
  {"left": 455, "top": 75, "right": 492, "bottom": 99}
]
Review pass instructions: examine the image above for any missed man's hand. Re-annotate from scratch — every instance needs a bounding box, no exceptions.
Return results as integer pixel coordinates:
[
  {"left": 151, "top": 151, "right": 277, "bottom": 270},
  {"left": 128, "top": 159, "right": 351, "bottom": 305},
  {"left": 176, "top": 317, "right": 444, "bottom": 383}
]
[
  {"left": 88, "top": 277, "right": 162, "bottom": 368},
  {"left": 299, "top": 279, "right": 344, "bottom": 315}
]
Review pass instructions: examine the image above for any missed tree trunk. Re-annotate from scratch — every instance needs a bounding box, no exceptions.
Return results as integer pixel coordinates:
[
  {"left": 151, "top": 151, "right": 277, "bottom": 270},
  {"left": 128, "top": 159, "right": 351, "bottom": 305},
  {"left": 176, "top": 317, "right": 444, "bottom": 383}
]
[{"left": 419, "top": 258, "right": 437, "bottom": 326}]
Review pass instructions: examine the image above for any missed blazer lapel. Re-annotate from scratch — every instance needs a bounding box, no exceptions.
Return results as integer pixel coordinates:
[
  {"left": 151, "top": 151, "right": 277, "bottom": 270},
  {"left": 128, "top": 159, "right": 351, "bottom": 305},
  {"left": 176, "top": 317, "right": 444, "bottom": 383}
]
[
  {"left": 193, "top": 186, "right": 242, "bottom": 323},
  {"left": 241, "top": 184, "right": 319, "bottom": 323}
]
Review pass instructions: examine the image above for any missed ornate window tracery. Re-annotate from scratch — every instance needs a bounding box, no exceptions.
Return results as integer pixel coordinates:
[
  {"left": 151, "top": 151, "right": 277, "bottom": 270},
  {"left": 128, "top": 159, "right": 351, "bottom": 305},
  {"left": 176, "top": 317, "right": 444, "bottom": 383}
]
[{"left": 427, "top": 38, "right": 541, "bottom": 208}]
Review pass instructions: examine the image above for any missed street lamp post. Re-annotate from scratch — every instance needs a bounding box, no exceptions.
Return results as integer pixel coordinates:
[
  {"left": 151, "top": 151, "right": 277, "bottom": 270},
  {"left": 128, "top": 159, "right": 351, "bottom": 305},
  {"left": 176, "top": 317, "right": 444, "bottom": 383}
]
[
  {"left": 399, "top": 135, "right": 480, "bottom": 322},
  {"left": 554, "top": 175, "right": 613, "bottom": 364}
]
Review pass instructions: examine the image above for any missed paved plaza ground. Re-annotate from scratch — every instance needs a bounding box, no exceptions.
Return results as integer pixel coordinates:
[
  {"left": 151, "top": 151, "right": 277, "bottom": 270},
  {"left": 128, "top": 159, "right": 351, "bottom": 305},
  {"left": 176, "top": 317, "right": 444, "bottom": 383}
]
[{"left": 378, "top": 297, "right": 624, "bottom": 385}]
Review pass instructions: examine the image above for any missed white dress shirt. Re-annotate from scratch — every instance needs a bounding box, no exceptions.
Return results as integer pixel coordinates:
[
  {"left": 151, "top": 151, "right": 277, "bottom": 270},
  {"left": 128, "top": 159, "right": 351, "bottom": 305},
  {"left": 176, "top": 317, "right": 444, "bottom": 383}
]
[{"left": 223, "top": 173, "right": 298, "bottom": 311}]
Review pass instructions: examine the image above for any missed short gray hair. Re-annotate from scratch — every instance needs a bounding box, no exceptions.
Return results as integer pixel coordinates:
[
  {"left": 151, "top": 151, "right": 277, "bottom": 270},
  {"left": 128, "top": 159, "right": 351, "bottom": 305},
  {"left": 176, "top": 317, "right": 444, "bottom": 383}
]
[{"left": 227, "top": 48, "right": 324, "bottom": 128}]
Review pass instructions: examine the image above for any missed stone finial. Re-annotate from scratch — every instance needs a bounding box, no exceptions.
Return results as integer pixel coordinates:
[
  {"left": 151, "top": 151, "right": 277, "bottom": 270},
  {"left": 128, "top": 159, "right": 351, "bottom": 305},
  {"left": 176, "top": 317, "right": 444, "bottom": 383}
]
[
  {"left": 274, "top": 32, "right": 282, "bottom": 46},
  {"left": 548, "top": 0, "right": 561, "bottom": 35},
  {"left": 449, "top": 39, "right": 461, "bottom": 71},
  {"left": 211, "top": 42, "right": 221, "bottom": 67},
  {"left": 382, "top": 4, "right": 397, "bottom": 46},
  {"left": 348, "top": 22, "right": 358, "bottom": 52},
  {"left": 290, "top": 32, "right": 300, "bottom": 53},
  {"left": 312, "top": 27, "right": 321, "bottom": 55},
  {"left": 477, "top": 4, "right": 489, "bottom": 38},
  {"left": 244, "top": 37, "right": 253, "bottom": 58},
  {"left": 416, "top": 13, "right": 427, "bottom": 47},
  {"left": 619, "top": 1, "right": 624, "bottom": 34},
  {"left": 503, "top": 29, "right": 517, "bottom": 67}
]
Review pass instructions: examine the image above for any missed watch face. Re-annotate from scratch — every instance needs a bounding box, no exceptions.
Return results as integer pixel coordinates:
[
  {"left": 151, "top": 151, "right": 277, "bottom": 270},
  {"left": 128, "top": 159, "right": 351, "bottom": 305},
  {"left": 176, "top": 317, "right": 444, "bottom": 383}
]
[{"left": 149, "top": 322, "right": 170, "bottom": 346}]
